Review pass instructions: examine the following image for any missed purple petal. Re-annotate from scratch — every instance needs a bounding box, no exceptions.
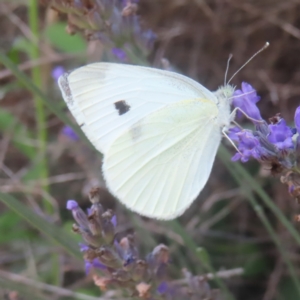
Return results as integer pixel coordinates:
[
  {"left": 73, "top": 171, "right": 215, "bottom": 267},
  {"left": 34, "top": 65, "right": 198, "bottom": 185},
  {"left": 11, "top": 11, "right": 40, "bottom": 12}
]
[
  {"left": 66, "top": 200, "right": 78, "bottom": 210},
  {"left": 230, "top": 129, "right": 265, "bottom": 162},
  {"left": 85, "top": 258, "right": 107, "bottom": 274},
  {"left": 111, "top": 215, "right": 117, "bottom": 227},
  {"left": 157, "top": 282, "right": 169, "bottom": 294},
  {"left": 67, "top": 200, "right": 90, "bottom": 230},
  {"left": 232, "top": 82, "right": 262, "bottom": 121},
  {"left": 228, "top": 126, "right": 241, "bottom": 141},
  {"left": 61, "top": 126, "right": 79, "bottom": 141},
  {"left": 79, "top": 243, "right": 89, "bottom": 252},
  {"left": 267, "top": 119, "right": 293, "bottom": 150},
  {"left": 231, "top": 152, "right": 242, "bottom": 161},
  {"left": 111, "top": 47, "right": 127, "bottom": 62},
  {"left": 294, "top": 106, "right": 300, "bottom": 134},
  {"left": 52, "top": 66, "right": 65, "bottom": 81}
]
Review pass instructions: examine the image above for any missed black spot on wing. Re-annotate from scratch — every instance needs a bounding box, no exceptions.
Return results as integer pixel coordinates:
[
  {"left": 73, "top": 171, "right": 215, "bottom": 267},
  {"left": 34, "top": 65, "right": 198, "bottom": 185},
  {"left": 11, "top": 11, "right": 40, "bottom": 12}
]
[{"left": 114, "top": 100, "right": 130, "bottom": 115}]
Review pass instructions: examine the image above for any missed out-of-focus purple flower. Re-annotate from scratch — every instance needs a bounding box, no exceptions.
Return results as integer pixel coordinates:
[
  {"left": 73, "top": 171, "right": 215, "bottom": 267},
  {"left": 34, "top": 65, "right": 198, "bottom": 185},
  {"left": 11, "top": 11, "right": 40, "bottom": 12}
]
[
  {"left": 111, "top": 215, "right": 117, "bottom": 227},
  {"left": 232, "top": 82, "right": 262, "bottom": 121},
  {"left": 61, "top": 125, "right": 79, "bottom": 141},
  {"left": 157, "top": 282, "right": 169, "bottom": 294},
  {"left": 121, "top": 0, "right": 139, "bottom": 6},
  {"left": 52, "top": 66, "right": 65, "bottom": 82},
  {"left": 85, "top": 258, "right": 106, "bottom": 275},
  {"left": 295, "top": 106, "right": 300, "bottom": 134},
  {"left": 267, "top": 119, "right": 294, "bottom": 150},
  {"left": 111, "top": 47, "right": 127, "bottom": 61}
]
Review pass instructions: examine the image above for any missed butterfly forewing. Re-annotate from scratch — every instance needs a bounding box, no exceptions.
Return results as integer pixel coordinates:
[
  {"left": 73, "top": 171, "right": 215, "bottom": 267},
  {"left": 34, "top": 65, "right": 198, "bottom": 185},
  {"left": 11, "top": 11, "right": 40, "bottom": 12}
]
[
  {"left": 58, "top": 63, "right": 218, "bottom": 154},
  {"left": 103, "top": 98, "right": 221, "bottom": 219}
]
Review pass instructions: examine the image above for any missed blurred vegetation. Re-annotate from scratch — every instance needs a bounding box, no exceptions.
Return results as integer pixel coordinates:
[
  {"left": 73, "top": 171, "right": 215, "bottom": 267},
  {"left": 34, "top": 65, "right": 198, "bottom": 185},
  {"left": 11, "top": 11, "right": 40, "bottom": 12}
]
[{"left": 0, "top": 0, "right": 300, "bottom": 299}]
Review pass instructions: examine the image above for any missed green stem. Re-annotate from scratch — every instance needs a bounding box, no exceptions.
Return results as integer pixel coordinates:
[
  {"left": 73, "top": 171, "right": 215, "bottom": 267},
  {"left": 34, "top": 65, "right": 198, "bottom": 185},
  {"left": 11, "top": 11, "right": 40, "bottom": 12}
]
[
  {"left": 28, "top": 0, "right": 59, "bottom": 285},
  {"left": 0, "top": 52, "right": 86, "bottom": 141},
  {"left": 28, "top": 0, "right": 50, "bottom": 212}
]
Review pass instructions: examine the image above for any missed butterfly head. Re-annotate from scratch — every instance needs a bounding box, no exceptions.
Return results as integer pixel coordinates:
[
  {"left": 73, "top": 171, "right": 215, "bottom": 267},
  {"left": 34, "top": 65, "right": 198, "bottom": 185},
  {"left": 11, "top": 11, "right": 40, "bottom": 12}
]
[
  {"left": 214, "top": 84, "right": 235, "bottom": 127},
  {"left": 214, "top": 84, "right": 235, "bottom": 104}
]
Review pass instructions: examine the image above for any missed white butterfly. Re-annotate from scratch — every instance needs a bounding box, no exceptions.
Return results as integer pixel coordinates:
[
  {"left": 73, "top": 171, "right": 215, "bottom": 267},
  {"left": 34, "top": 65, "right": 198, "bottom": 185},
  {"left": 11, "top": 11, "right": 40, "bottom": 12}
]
[{"left": 58, "top": 63, "right": 235, "bottom": 219}]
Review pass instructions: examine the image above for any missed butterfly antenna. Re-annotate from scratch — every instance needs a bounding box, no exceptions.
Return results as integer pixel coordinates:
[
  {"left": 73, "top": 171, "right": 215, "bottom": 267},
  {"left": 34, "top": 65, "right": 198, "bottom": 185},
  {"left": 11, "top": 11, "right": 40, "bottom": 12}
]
[
  {"left": 227, "top": 42, "right": 269, "bottom": 84},
  {"left": 224, "top": 54, "right": 233, "bottom": 86}
]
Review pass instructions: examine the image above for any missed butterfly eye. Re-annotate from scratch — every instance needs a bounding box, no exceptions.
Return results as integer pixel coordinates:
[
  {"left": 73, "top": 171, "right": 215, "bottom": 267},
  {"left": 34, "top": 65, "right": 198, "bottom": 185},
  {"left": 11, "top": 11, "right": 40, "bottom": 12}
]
[{"left": 114, "top": 100, "right": 131, "bottom": 115}]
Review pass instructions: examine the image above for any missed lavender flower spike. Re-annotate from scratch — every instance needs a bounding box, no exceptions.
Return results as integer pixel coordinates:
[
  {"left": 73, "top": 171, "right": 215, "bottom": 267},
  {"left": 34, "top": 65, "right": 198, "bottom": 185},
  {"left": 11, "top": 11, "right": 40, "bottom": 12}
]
[{"left": 232, "top": 82, "right": 262, "bottom": 121}]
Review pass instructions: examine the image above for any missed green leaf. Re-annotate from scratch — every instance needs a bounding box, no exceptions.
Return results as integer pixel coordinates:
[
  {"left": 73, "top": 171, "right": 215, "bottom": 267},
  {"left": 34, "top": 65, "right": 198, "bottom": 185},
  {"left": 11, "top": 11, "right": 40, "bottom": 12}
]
[
  {"left": 44, "top": 23, "right": 86, "bottom": 53},
  {"left": 12, "top": 37, "right": 33, "bottom": 56},
  {"left": 0, "top": 192, "right": 81, "bottom": 259},
  {"left": 0, "top": 109, "right": 36, "bottom": 159},
  {"left": 196, "top": 247, "right": 211, "bottom": 265},
  {"left": 244, "top": 255, "right": 270, "bottom": 277},
  {"left": 0, "top": 52, "right": 88, "bottom": 143},
  {"left": 0, "top": 211, "right": 31, "bottom": 243}
]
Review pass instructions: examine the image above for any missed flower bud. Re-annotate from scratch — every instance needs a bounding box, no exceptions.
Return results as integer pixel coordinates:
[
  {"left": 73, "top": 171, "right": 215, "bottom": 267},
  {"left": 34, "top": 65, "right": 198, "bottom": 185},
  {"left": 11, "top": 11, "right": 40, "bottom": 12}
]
[
  {"left": 96, "top": 246, "right": 123, "bottom": 268},
  {"left": 115, "top": 235, "right": 138, "bottom": 267},
  {"left": 101, "top": 210, "right": 116, "bottom": 244},
  {"left": 67, "top": 200, "right": 89, "bottom": 230},
  {"left": 73, "top": 224, "right": 103, "bottom": 248},
  {"left": 131, "top": 259, "right": 148, "bottom": 282},
  {"left": 88, "top": 210, "right": 102, "bottom": 236}
]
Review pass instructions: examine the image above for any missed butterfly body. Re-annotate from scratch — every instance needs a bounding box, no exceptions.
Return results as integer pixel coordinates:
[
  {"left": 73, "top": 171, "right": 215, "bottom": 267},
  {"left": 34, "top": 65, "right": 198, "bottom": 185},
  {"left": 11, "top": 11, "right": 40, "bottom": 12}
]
[{"left": 58, "top": 63, "right": 235, "bottom": 219}]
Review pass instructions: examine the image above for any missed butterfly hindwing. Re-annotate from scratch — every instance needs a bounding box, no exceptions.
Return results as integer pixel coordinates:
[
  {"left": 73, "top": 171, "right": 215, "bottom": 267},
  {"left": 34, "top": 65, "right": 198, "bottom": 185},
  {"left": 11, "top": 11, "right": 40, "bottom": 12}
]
[{"left": 103, "top": 98, "right": 221, "bottom": 219}]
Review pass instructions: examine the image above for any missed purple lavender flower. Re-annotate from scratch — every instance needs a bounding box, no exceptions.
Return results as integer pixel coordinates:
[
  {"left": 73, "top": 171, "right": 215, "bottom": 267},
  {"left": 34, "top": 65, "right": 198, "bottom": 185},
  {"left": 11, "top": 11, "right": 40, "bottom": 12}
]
[
  {"left": 229, "top": 128, "right": 263, "bottom": 162},
  {"left": 52, "top": 66, "right": 65, "bottom": 82},
  {"left": 67, "top": 189, "right": 233, "bottom": 298},
  {"left": 229, "top": 83, "right": 300, "bottom": 179},
  {"left": 111, "top": 47, "right": 127, "bottom": 62},
  {"left": 267, "top": 119, "right": 294, "bottom": 150},
  {"left": 232, "top": 82, "right": 262, "bottom": 121},
  {"left": 61, "top": 125, "right": 79, "bottom": 141}
]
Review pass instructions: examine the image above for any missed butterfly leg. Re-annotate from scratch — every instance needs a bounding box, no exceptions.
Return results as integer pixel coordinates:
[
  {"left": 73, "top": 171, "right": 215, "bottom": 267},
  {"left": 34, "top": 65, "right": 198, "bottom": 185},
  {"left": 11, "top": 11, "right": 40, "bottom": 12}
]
[
  {"left": 221, "top": 127, "right": 242, "bottom": 154},
  {"left": 229, "top": 107, "right": 264, "bottom": 124}
]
